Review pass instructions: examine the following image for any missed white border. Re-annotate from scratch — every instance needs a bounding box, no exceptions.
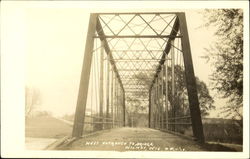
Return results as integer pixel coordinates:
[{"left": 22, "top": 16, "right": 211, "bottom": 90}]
[{"left": 1, "top": 1, "right": 249, "bottom": 158}]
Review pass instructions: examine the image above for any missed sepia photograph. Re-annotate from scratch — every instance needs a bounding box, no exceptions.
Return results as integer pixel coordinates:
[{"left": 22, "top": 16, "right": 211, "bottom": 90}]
[{"left": 1, "top": 1, "right": 249, "bottom": 158}]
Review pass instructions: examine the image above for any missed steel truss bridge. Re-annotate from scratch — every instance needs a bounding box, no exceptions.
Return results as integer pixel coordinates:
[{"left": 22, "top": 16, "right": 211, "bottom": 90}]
[{"left": 71, "top": 12, "right": 205, "bottom": 149}]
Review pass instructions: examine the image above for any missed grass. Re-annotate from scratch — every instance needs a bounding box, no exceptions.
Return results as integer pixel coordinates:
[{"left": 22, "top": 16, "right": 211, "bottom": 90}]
[
  {"left": 182, "top": 119, "right": 243, "bottom": 145},
  {"left": 203, "top": 123, "right": 243, "bottom": 144},
  {"left": 25, "top": 116, "right": 72, "bottom": 138}
]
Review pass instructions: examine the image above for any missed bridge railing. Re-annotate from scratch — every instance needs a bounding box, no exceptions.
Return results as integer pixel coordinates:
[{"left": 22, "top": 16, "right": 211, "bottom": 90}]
[
  {"left": 149, "top": 13, "right": 204, "bottom": 143},
  {"left": 72, "top": 19, "right": 126, "bottom": 137},
  {"left": 149, "top": 38, "right": 193, "bottom": 136}
]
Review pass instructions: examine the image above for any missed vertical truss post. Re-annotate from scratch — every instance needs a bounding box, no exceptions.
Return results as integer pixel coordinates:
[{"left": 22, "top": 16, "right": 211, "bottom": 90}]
[
  {"left": 117, "top": 86, "right": 120, "bottom": 127},
  {"left": 72, "top": 14, "right": 97, "bottom": 137},
  {"left": 117, "top": 83, "right": 119, "bottom": 127},
  {"left": 152, "top": 86, "right": 155, "bottom": 128},
  {"left": 120, "top": 87, "right": 122, "bottom": 127},
  {"left": 156, "top": 78, "right": 160, "bottom": 129},
  {"left": 152, "top": 85, "right": 155, "bottom": 128},
  {"left": 158, "top": 75, "right": 161, "bottom": 129},
  {"left": 118, "top": 82, "right": 120, "bottom": 127},
  {"left": 116, "top": 77, "right": 118, "bottom": 127},
  {"left": 155, "top": 81, "right": 158, "bottom": 128},
  {"left": 114, "top": 76, "right": 117, "bottom": 127},
  {"left": 106, "top": 54, "right": 110, "bottom": 125},
  {"left": 121, "top": 88, "right": 123, "bottom": 127},
  {"left": 148, "top": 88, "right": 152, "bottom": 128},
  {"left": 111, "top": 70, "right": 115, "bottom": 128},
  {"left": 165, "top": 58, "right": 169, "bottom": 130},
  {"left": 171, "top": 40, "right": 175, "bottom": 131},
  {"left": 99, "top": 41, "right": 104, "bottom": 130},
  {"left": 118, "top": 83, "right": 120, "bottom": 127},
  {"left": 161, "top": 69, "right": 164, "bottom": 129},
  {"left": 177, "top": 13, "right": 204, "bottom": 143},
  {"left": 153, "top": 84, "right": 157, "bottom": 128},
  {"left": 158, "top": 72, "right": 162, "bottom": 129},
  {"left": 111, "top": 69, "right": 114, "bottom": 128},
  {"left": 120, "top": 90, "right": 122, "bottom": 127},
  {"left": 159, "top": 75, "right": 163, "bottom": 130},
  {"left": 123, "top": 90, "right": 126, "bottom": 127}
]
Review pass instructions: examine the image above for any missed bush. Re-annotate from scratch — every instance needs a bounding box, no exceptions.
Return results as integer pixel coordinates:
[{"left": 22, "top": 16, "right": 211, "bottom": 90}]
[{"left": 203, "top": 123, "right": 242, "bottom": 144}]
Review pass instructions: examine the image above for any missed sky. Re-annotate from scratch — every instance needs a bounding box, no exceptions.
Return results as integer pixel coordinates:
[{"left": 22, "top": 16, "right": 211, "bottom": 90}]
[
  {"left": 26, "top": 9, "right": 224, "bottom": 117},
  {"left": 24, "top": 8, "right": 224, "bottom": 117},
  {"left": 2, "top": 3, "right": 236, "bottom": 118}
]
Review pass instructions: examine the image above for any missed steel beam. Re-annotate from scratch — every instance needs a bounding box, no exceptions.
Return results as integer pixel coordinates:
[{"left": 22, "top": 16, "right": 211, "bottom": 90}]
[
  {"left": 156, "top": 78, "right": 159, "bottom": 129},
  {"left": 114, "top": 77, "right": 118, "bottom": 127},
  {"left": 165, "top": 57, "right": 169, "bottom": 130},
  {"left": 161, "top": 69, "right": 164, "bottom": 129},
  {"left": 99, "top": 41, "right": 104, "bottom": 130},
  {"left": 111, "top": 70, "right": 114, "bottom": 128},
  {"left": 94, "top": 35, "right": 182, "bottom": 39},
  {"left": 120, "top": 77, "right": 152, "bottom": 79},
  {"left": 148, "top": 88, "right": 151, "bottom": 128},
  {"left": 96, "top": 17, "right": 124, "bottom": 92},
  {"left": 106, "top": 52, "right": 110, "bottom": 121},
  {"left": 113, "top": 74, "right": 116, "bottom": 127},
  {"left": 111, "top": 49, "right": 164, "bottom": 52},
  {"left": 171, "top": 40, "right": 175, "bottom": 131},
  {"left": 124, "top": 88, "right": 147, "bottom": 90},
  {"left": 123, "top": 84, "right": 149, "bottom": 85},
  {"left": 150, "top": 17, "right": 179, "bottom": 89},
  {"left": 153, "top": 86, "right": 156, "bottom": 128},
  {"left": 72, "top": 14, "right": 97, "bottom": 137},
  {"left": 123, "top": 91, "right": 126, "bottom": 126},
  {"left": 127, "top": 99, "right": 149, "bottom": 101},
  {"left": 111, "top": 59, "right": 162, "bottom": 62},
  {"left": 177, "top": 13, "right": 204, "bottom": 143},
  {"left": 97, "top": 12, "right": 181, "bottom": 15},
  {"left": 116, "top": 85, "right": 119, "bottom": 127},
  {"left": 125, "top": 91, "right": 149, "bottom": 92},
  {"left": 118, "top": 69, "right": 156, "bottom": 71}
]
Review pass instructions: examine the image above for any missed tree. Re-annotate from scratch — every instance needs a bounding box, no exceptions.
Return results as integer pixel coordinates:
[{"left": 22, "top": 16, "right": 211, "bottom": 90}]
[
  {"left": 126, "top": 96, "right": 145, "bottom": 127},
  {"left": 25, "top": 87, "right": 41, "bottom": 118},
  {"left": 36, "top": 110, "right": 52, "bottom": 117},
  {"left": 202, "top": 9, "right": 243, "bottom": 119},
  {"left": 166, "top": 65, "right": 215, "bottom": 117},
  {"left": 126, "top": 96, "right": 146, "bottom": 114},
  {"left": 131, "top": 65, "right": 215, "bottom": 117}
]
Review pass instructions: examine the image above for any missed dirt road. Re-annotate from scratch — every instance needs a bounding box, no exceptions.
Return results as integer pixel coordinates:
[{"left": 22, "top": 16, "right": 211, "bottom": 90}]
[{"left": 58, "top": 127, "right": 207, "bottom": 151}]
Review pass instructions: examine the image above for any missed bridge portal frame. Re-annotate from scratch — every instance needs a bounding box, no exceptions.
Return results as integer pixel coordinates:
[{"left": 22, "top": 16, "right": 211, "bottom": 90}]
[{"left": 72, "top": 12, "right": 204, "bottom": 143}]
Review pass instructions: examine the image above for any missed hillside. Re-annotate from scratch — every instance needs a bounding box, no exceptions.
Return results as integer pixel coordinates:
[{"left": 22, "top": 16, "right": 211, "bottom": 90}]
[{"left": 25, "top": 116, "right": 72, "bottom": 138}]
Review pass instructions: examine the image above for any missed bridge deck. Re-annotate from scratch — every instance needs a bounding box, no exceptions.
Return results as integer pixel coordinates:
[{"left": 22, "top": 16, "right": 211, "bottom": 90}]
[{"left": 59, "top": 127, "right": 207, "bottom": 151}]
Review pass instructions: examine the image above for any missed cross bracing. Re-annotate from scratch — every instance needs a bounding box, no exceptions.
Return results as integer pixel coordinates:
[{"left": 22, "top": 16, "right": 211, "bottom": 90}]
[
  {"left": 72, "top": 12, "right": 205, "bottom": 144},
  {"left": 95, "top": 13, "right": 181, "bottom": 96}
]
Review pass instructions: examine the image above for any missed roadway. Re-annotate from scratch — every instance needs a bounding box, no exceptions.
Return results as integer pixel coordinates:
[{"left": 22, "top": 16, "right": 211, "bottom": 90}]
[{"left": 57, "top": 127, "right": 207, "bottom": 151}]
